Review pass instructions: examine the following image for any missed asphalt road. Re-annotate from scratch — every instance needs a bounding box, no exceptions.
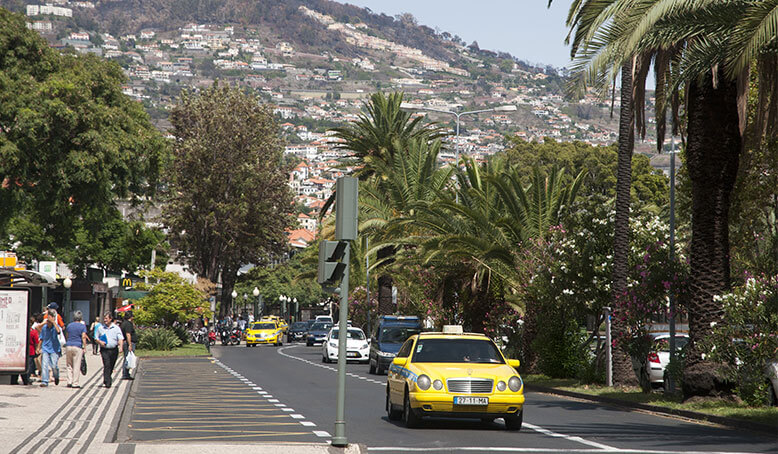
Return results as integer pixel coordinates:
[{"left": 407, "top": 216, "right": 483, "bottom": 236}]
[{"left": 132, "top": 343, "right": 777, "bottom": 453}]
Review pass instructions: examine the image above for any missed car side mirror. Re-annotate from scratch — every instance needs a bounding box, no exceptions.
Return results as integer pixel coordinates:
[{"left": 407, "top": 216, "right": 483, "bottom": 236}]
[
  {"left": 508, "top": 359, "right": 520, "bottom": 369},
  {"left": 392, "top": 357, "right": 407, "bottom": 367}
]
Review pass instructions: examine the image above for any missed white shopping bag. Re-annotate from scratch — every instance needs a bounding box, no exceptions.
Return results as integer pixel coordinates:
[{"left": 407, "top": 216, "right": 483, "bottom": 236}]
[{"left": 125, "top": 351, "right": 137, "bottom": 369}]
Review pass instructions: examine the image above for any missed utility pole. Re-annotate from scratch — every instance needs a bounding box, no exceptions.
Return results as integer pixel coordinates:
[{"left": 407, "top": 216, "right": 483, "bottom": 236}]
[{"left": 667, "top": 135, "right": 678, "bottom": 394}]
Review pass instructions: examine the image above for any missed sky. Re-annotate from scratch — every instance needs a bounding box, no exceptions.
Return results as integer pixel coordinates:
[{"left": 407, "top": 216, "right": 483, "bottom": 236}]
[{"left": 335, "top": 0, "right": 573, "bottom": 69}]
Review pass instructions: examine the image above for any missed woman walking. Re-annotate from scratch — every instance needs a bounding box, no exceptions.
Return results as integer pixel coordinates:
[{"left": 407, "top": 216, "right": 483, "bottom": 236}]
[
  {"left": 64, "top": 310, "right": 89, "bottom": 388},
  {"left": 89, "top": 316, "right": 101, "bottom": 355}
]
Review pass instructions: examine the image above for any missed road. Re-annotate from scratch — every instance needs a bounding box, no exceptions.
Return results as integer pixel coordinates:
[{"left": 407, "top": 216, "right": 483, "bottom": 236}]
[{"left": 129, "top": 343, "right": 777, "bottom": 453}]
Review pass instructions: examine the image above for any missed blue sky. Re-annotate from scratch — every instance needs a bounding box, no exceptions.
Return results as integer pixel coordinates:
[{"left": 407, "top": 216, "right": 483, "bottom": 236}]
[{"left": 335, "top": 1, "right": 573, "bottom": 69}]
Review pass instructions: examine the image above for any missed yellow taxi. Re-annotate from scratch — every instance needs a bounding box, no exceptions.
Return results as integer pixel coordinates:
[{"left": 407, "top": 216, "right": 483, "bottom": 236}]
[
  {"left": 261, "top": 316, "right": 288, "bottom": 333},
  {"left": 245, "top": 321, "right": 283, "bottom": 347},
  {"left": 386, "top": 328, "right": 524, "bottom": 430}
]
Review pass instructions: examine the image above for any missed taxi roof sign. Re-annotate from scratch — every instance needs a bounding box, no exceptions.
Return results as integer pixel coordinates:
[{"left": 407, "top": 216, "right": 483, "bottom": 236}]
[{"left": 442, "top": 325, "right": 463, "bottom": 334}]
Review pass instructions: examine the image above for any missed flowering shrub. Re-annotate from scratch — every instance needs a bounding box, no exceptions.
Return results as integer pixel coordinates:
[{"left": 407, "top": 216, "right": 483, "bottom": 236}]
[{"left": 704, "top": 275, "right": 778, "bottom": 406}]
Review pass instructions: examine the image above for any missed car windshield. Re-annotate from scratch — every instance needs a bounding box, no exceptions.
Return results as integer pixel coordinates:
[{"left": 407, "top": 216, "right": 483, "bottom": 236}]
[
  {"left": 311, "top": 322, "right": 332, "bottom": 331},
  {"left": 291, "top": 322, "right": 308, "bottom": 330},
  {"left": 411, "top": 338, "right": 504, "bottom": 364},
  {"left": 331, "top": 329, "right": 365, "bottom": 340},
  {"left": 251, "top": 323, "right": 276, "bottom": 330},
  {"left": 654, "top": 336, "right": 689, "bottom": 352},
  {"left": 379, "top": 326, "right": 421, "bottom": 343}
]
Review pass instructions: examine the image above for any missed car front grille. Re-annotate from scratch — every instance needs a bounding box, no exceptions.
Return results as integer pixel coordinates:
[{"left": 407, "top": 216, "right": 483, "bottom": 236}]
[{"left": 446, "top": 378, "right": 493, "bottom": 393}]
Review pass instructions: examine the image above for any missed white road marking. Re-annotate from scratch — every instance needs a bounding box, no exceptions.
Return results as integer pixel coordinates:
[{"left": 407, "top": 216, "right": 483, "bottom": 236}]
[
  {"left": 268, "top": 399, "right": 280, "bottom": 403},
  {"left": 274, "top": 403, "right": 286, "bottom": 407},
  {"left": 300, "top": 421, "right": 316, "bottom": 427},
  {"left": 313, "top": 431, "right": 331, "bottom": 438},
  {"left": 252, "top": 386, "right": 263, "bottom": 390},
  {"left": 368, "top": 449, "right": 762, "bottom": 454},
  {"left": 523, "top": 423, "right": 616, "bottom": 450},
  {"left": 282, "top": 408, "right": 294, "bottom": 412},
  {"left": 290, "top": 414, "right": 305, "bottom": 419}
]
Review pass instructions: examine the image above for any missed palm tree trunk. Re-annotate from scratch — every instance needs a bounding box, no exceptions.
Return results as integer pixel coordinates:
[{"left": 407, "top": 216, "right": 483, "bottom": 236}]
[
  {"left": 377, "top": 245, "right": 396, "bottom": 315},
  {"left": 682, "top": 70, "right": 741, "bottom": 398},
  {"left": 611, "top": 61, "right": 639, "bottom": 387}
]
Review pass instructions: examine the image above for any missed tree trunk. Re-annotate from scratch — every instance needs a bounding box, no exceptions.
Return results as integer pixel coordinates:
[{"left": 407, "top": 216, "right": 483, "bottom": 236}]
[
  {"left": 611, "top": 61, "right": 639, "bottom": 387},
  {"left": 682, "top": 71, "right": 741, "bottom": 398},
  {"left": 376, "top": 245, "right": 395, "bottom": 315}
]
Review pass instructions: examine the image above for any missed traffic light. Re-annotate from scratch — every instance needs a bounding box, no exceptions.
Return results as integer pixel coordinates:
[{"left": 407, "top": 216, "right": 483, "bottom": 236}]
[{"left": 318, "top": 240, "right": 347, "bottom": 286}]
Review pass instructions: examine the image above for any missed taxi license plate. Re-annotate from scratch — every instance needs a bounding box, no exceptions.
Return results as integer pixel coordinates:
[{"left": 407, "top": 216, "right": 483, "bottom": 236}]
[{"left": 454, "top": 396, "right": 488, "bottom": 405}]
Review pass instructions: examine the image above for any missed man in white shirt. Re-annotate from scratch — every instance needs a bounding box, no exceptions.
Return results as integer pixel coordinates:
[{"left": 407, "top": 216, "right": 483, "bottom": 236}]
[{"left": 95, "top": 312, "right": 124, "bottom": 388}]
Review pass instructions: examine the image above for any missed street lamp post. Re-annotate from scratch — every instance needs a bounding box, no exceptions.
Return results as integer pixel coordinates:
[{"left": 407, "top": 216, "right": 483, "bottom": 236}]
[
  {"left": 231, "top": 290, "right": 237, "bottom": 317},
  {"left": 253, "top": 287, "right": 260, "bottom": 319},
  {"left": 63, "top": 277, "right": 72, "bottom": 324},
  {"left": 667, "top": 135, "right": 679, "bottom": 394},
  {"left": 400, "top": 103, "right": 517, "bottom": 201},
  {"left": 279, "top": 295, "right": 288, "bottom": 321},
  {"left": 292, "top": 297, "right": 298, "bottom": 323}
]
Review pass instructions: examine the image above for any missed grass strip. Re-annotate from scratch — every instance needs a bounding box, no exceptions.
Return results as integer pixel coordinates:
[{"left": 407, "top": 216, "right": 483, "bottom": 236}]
[
  {"left": 525, "top": 374, "right": 778, "bottom": 427},
  {"left": 135, "top": 343, "right": 209, "bottom": 358}
]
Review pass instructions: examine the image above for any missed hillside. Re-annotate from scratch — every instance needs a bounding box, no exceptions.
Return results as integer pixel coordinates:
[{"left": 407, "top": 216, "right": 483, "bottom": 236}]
[{"left": 5, "top": 0, "right": 637, "bottom": 150}]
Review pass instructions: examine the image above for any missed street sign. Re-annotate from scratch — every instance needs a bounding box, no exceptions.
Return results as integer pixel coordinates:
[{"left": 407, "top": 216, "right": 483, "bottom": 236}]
[{"left": 39, "top": 261, "right": 56, "bottom": 280}]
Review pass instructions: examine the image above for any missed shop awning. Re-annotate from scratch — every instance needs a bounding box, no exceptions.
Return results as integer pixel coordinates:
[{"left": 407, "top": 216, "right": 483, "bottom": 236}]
[{"left": 0, "top": 269, "right": 58, "bottom": 288}]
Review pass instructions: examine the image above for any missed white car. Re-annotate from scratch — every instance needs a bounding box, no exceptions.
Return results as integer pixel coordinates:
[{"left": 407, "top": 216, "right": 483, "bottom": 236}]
[
  {"left": 647, "top": 333, "right": 689, "bottom": 387},
  {"left": 322, "top": 327, "right": 370, "bottom": 364}
]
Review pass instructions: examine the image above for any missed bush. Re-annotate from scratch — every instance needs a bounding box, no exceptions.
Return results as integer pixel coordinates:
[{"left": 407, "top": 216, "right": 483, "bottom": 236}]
[
  {"left": 171, "top": 324, "right": 190, "bottom": 345},
  {"left": 138, "top": 327, "right": 183, "bottom": 351},
  {"left": 704, "top": 275, "right": 778, "bottom": 406}
]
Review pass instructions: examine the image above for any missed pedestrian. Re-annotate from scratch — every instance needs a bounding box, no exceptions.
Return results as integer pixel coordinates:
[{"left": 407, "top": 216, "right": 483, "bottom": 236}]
[
  {"left": 47, "top": 302, "right": 65, "bottom": 329},
  {"left": 95, "top": 311, "right": 124, "bottom": 388},
  {"left": 120, "top": 311, "right": 136, "bottom": 380},
  {"left": 64, "top": 310, "right": 89, "bottom": 388},
  {"left": 39, "top": 308, "right": 62, "bottom": 387},
  {"left": 89, "top": 316, "right": 101, "bottom": 355}
]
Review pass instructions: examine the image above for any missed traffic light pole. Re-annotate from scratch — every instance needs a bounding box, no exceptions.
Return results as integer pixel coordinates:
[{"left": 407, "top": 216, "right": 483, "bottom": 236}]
[{"left": 332, "top": 242, "right": 350, "bottom": 447}]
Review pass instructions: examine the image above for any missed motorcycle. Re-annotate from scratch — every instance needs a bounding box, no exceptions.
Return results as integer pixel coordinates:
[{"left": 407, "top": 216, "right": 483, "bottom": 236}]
[
  {"left": 207, "top": 330, "right": 217, "bottom": 346},
  {"left": 220, "top": 327, "right": 230, "bottom": 345},
  {"left": 230, "top": 327, "right": 241, "bottom": 346}
]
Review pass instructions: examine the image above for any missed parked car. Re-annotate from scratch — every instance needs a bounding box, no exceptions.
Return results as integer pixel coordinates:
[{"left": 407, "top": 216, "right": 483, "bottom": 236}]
[
  {"left": 369, "top": 315, "right": 423, "bottom": 375},
  {"left": 306, "top": 321, "right": 333, "bottom": 346},
  {"left": 647, "top": 333, "right": 689, "bottom": 388},
  {"left": 287, "top": 321, "right": 309, "bottom": 342},
  {"left": 315, "top": 315, "right": 333, "bottom": 324},
  {"left": 322, "top": 327, "right": 370, "bottom": 363},
  {"left": 767, "top": 360, "right": 778, "bottom": 406}
]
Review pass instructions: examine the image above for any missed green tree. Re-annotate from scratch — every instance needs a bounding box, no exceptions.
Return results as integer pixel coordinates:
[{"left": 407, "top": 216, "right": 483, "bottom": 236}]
[
  {"left": 163, "top": 84, "right": 293, "bottom": 316},
  {"left": 0, "top": 9, "right": 168, "bottom": 258},
  {"left": 134, "top": 269, "right": 211, "bottom": 326}
]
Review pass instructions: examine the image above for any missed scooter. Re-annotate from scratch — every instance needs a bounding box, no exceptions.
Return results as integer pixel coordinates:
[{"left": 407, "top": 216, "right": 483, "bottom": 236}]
[
  {"left": 220, "top": 327, "right": 230, "bottom": 345},
  {"left": 208, "top": 330, "right": 217, "bottom": 346}
]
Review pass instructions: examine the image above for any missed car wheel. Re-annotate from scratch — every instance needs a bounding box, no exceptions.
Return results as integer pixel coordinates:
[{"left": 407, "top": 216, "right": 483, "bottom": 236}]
[
  {"left": 369, "top": 360, "right": 377, "bottom": 375},
  {"left": 386, "top": 387, "right": 401, "bottom": 421},
  {"left": 504, "top": 409, "right": 523, "bottom": 431},
  {"left": 402, "top": 388, "right": 421, "bottom": 428}
]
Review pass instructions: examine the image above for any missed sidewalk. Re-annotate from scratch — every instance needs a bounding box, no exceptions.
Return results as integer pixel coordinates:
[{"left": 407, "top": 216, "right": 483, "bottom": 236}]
[{"left": 0, "top": 352, "right": 365, "bottom": 454}]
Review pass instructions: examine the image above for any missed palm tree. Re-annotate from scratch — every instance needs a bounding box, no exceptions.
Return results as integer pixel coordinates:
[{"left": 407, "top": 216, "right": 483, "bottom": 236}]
[
  {"left": 330, "top": 92, "right": 444, "bottom": 316},
  {"left": 562, "top": 0, "right": 777, "bottom": 396},
  {"left": 562, "top": 0, "right": 640, "bottom": 385}
]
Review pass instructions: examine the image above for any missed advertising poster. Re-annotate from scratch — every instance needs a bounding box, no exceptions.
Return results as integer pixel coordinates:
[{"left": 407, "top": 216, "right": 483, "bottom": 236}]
[{"left": 0, "top": 288, "right": 29, "bottom": 373}]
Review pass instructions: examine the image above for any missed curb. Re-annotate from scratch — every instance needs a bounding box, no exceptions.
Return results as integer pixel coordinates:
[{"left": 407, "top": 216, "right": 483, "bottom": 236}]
[
  {"left": 526, "top": 384, "right": 778, "bottom": 436},
  {"left": 114, "top": 360, "right": 141, "bottom": 443}
]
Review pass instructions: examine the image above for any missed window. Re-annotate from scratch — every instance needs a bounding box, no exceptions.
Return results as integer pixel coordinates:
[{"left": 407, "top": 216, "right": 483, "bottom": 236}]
[
  {"left": 379, "top": 326, "right": 421, "bottom": 343},
  {"left": 251, "top": 323, "right": 276, "bottom": 330},
  {"left": 411, "top": 339, "right": 504, "bottom": 364},
  {"left": 396, "top": 338, "right": 414, "bottom": 358}
]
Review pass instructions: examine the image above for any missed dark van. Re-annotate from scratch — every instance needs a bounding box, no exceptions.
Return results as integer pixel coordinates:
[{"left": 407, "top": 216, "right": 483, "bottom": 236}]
[{"left": 368, "top": 315, "right": 422, "bottom": 374}]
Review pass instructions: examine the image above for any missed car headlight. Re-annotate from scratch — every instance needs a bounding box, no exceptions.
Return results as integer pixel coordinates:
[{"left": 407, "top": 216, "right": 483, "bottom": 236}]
[
  {"left": 329, "top": 342, "right": 338, "bottom": 348},
  {"left": 377, "top": 351, "right": 395, "bottom": 357},
  {"left": 508, "top": 376, "right": 522, "bottom": 392},
  {"left": 416, "top": 374, "right": 431, "bottom": 391},
  {"left": 497, "top": 380, "right": 507, "bottom": 391},
  {"left": 361, "top": 343, "right": 369, "bottom": 349},
  {"left": 433, "top": 379, "right": 443, "bottom": 390}
]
